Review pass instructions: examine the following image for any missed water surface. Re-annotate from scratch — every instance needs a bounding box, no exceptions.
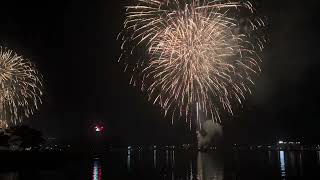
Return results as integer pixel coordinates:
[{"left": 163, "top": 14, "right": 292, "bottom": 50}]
[{"left": 1, "top": 149, "right": 320, "bottom": 180}]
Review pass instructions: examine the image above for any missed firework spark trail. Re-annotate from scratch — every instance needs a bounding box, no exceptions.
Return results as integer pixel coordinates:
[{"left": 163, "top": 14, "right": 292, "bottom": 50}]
[
  {"left": 0, "top": 47, "right": 43, "bottom": 126},
  {"left": 0, "top": 120, "right": 8, "bottom": 129},
  {"left": 119, "top": 0, "right": 265, "bottom": 123}
]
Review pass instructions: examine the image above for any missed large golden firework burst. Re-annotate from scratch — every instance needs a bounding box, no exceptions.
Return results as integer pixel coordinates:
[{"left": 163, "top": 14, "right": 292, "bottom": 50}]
[
  {"left": 0, "top": 47, "right": 43, "bottom": 126},
  {"left": 119, "top": 0, "right": 266, "bottom": 122}
]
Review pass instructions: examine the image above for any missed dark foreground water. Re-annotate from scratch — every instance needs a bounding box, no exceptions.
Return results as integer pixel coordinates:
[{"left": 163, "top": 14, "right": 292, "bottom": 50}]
[{"left": 1, "top": 149, "right": 320, "bottom": 180}]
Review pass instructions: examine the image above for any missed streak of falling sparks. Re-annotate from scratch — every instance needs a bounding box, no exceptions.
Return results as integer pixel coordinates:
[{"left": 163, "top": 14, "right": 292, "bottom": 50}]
[
  {"left": 119, "top": 0, "right": 266, "bottom": 123},
  {"left": 0, "top": 120, "right": 8, "bottom": 129},
  {"left": 0, "top": 47, "right": 43, "bottom": 126}
]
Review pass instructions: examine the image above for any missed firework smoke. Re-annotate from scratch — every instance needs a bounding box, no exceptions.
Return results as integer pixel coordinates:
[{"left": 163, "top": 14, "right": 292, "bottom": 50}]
[
  {"left": 0, "top": 47, "right": 43, "bottom": 126},
  {"left": 119, "top": 0, "right": 265, "bottom": 122},
  {"left": 197, "top": 120, "right": 223, "bottom": 149}
]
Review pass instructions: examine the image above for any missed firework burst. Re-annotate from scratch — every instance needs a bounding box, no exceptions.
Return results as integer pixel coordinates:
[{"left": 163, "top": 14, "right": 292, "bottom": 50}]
[
  {"left": 119, "top": 0, "right": 265, "bottom": 122},
  {"left": 0, "top": 47, "right": 43, "bottom": 126}
]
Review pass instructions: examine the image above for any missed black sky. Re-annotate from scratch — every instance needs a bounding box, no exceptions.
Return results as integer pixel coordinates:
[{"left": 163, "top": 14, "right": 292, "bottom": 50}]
[{"left": 1, "top": 0, "right": 320, "bottom": 145}]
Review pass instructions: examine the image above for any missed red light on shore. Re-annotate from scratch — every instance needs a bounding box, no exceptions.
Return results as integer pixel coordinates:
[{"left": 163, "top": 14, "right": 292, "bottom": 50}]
[{"left": 95, "top": 125, "right": 104, "bottom": 132}]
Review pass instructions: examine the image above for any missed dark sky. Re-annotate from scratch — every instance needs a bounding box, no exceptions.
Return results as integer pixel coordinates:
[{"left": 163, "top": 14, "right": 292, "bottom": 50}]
[{"left": 1, "top": 0, "right": 320, "bottom": 145}]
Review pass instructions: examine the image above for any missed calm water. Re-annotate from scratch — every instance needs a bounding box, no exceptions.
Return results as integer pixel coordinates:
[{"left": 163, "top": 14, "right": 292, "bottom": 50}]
[{"left": 1, "top": 150, "right": 320, "bottom": 180}]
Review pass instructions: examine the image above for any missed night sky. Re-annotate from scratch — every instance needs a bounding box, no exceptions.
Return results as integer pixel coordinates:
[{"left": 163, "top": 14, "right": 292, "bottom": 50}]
[{"left": 1, "top": 0, "right": 320, "bottom": 145}]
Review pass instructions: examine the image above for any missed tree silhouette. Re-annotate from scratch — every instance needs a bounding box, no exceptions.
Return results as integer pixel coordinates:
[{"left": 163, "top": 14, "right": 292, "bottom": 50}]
[{"left": 9, "top": 125, "right": 45, "bottom": 150}]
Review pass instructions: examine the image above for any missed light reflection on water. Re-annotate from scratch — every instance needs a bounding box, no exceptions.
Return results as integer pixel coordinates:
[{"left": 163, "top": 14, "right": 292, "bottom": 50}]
[
  {"left": 92, "top": 158, "right": 102, "bottom": 180},
  {"left": 166, "top": 149, "right": 169, "bottom": 166},
  {"left": 277, "top": 150, "right": 309, "bottom": 179},
  {"left": 317, "top": 151, "right": 320, "bottom": 165},
  {"left": 122, "top": 149, "right": 314, "bottom": 180},
  {"left": 196, "top": 152, "right": 223, "bottom": 180},
  {"left": 122, "top": 148, "right": 224, "bottom": 180},
  {"left": 298, "top": 151, "right": 303, "bottom": 175},
  {"left": 171, "top": 150, "right": 175, "bottom": 167},
  {"left": 1, "top": 150, "right": 320, "bottom": 179},
  {"left": 127, "top": 148, "right": 131, "bottom": 171},
  {"left": 279, "top": 151, "right": 286, "bottom": 178},
  {"left": 153, "top": 149, "right": 157, "bottom": 168},
  {"left": 0, "top": 172, "right": 19, "bottom": 180}
]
